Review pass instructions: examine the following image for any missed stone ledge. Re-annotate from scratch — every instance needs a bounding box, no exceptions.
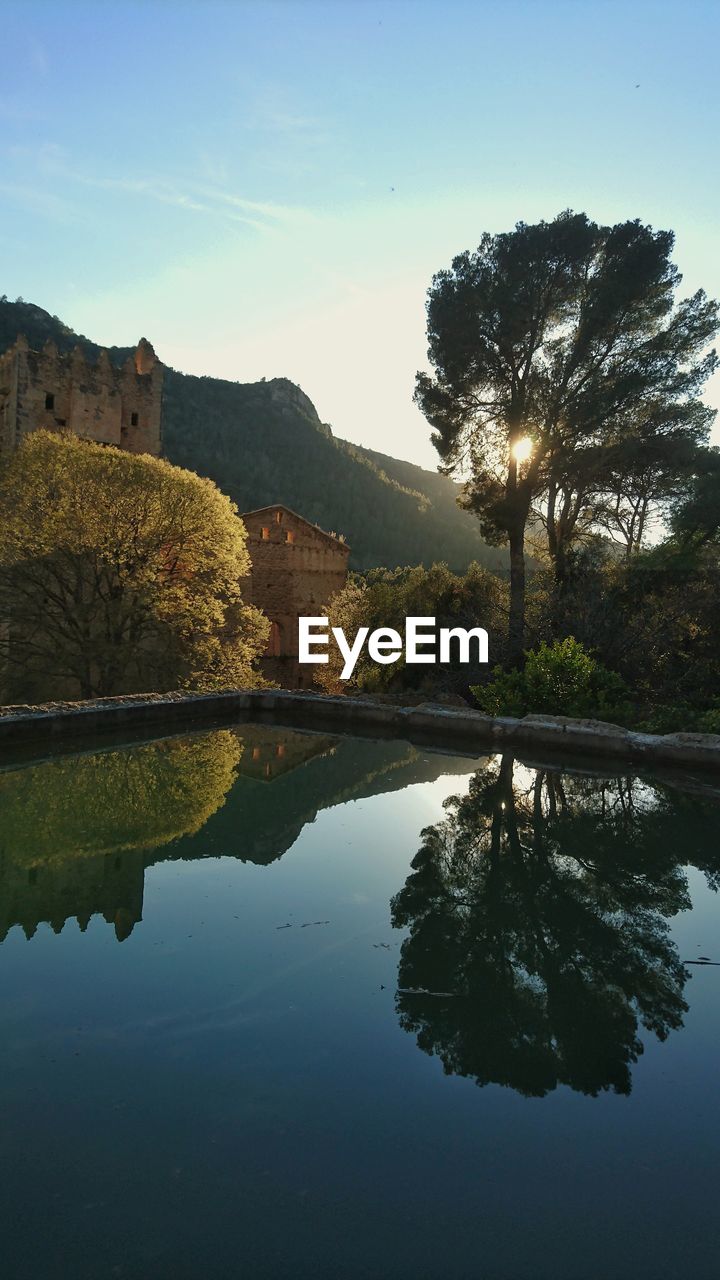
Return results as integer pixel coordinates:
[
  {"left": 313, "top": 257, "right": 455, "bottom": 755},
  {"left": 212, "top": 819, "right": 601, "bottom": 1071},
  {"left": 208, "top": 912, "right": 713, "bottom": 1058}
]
[
  {"left": 0, "top": 690, "right": 251, "bottom": 743},
  {"left": 0, "top": 688, "right": 718, "bottom": 772}
]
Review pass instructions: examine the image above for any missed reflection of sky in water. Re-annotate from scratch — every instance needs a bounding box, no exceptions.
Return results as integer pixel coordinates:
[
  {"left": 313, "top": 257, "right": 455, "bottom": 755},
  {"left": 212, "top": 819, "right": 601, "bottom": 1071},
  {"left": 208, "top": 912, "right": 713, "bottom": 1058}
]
[{"left": 0, "top": 727, "right": 719, "bottom": 1280}]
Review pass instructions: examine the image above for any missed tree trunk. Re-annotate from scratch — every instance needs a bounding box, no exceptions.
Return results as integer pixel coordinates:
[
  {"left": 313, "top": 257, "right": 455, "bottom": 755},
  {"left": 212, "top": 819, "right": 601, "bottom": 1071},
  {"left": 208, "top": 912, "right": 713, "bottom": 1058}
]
[
  {"left": 554, "top": 542, "right": 568, "bottom": 588},
  {"left": 547, "top": 481, "right": 558, "bottom": 563},
  {"left": 508, "top": 524, "right": 526, "bottom": 665},
  {"left": 79, "top": 672, "right": 94, "bottom": 700}
]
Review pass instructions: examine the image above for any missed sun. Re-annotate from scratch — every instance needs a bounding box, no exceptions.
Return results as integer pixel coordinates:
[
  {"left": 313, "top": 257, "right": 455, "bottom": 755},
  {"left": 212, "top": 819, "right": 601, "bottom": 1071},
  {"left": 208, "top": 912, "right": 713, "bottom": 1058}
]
[{"left": 512, "top": 437, "right": 533, "bottom": 464}]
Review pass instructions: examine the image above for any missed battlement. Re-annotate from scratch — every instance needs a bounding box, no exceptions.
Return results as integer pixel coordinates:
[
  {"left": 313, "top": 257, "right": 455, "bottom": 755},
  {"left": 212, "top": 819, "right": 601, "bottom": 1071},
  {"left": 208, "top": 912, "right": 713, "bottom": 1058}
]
[{"left": 0, "top": 334, "right": 163, "bottom": 457}]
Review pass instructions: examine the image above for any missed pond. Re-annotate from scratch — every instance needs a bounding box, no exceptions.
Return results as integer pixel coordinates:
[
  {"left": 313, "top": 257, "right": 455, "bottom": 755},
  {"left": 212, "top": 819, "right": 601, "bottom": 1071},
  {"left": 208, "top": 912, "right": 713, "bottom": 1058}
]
[{"left": 0, "top": 723, "right": 719, "bottom": 1280}]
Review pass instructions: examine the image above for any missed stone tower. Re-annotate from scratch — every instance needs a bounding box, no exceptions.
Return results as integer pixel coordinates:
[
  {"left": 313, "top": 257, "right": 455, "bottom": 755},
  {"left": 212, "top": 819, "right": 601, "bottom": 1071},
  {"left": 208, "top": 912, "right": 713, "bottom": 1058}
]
[{"left": 0, "top": 335, "right": 163, "bottom": 457}]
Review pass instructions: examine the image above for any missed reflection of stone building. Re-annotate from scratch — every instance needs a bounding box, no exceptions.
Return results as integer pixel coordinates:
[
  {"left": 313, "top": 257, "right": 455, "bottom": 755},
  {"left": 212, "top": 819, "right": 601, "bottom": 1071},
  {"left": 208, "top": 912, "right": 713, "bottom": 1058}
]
[
  {"left": 0, "top": 725, "right": 337, "bottom": 942},
  {"left": 240, "top": 505, "right": 350, "bottom": 688},
  {"left": 0, "top": 848, "right": 145, "bottom": 944},
  {"left": 0, "top": 726, "right": 476, "bottom": 943},
  {"left": 0, "top": 335, "right": 163, "bottom": 457},
  {"left": 236, "top": 725, "right": 337, "bottom": 782},
  {"left": 0, "top": 729, "right": 243, "bottom": 943}
]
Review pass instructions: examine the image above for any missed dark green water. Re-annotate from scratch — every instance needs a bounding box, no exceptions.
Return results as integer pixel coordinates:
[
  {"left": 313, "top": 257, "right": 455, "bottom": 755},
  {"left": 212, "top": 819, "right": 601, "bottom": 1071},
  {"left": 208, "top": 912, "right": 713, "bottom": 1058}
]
[{"left": 1, "top": 724, "right": 719, "bottom": 1280}]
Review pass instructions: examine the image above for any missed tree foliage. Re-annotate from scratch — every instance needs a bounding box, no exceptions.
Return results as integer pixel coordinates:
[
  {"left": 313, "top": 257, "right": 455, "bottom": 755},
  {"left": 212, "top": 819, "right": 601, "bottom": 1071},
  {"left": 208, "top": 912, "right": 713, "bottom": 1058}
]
[
  {"left": 669, "top": 446, "right": 720, "bottom": 548},
  {"left": 0, "top": 299, "right": 509, "bottom": 574},
  {"left": 391, "top": 756, "right": 720, "bottom": 1097},
  {"left": 473, "top": 637, "right": 631, "bottom": 722},
  {"left": 0, "top": 431, "right": 269, "bottom": 700},
  {"left": 315, "top": 562, "right": 507, "bottom": 697},
  {"left": 415, "top": 211, "right": 718, "bottom": 657}
]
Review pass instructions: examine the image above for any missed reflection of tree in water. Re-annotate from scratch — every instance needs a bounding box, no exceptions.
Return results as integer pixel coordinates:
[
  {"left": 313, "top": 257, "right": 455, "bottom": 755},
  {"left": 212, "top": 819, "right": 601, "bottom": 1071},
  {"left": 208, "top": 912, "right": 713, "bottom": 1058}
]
[
  {"left": 0, "top": 730, "right": 244, "bottom": 865},
  {"left": 391, "top": 756, "right": 720, "bottom": 1097},
  {"left": 0, "top": 729, "right": 477, "bottom": 942},
  {"left": 0, "top": 731, "right": 244, "bottom": 942}
]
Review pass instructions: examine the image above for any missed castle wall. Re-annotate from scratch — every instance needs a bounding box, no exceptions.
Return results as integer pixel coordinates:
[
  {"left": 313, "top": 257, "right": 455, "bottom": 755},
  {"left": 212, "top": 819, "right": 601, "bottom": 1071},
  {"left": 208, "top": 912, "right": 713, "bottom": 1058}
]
[
  {"left": 0, "top": 336, "right": 162, "bottom": 458},
  {"left": 0, "top": 342, "right": 21, "bottom": 453},
  {"left": 0, "top": 847, "right": 145, "bottom": 944},
  {"left": 241, "top": 505, "right": 349, "bottom": 688}
]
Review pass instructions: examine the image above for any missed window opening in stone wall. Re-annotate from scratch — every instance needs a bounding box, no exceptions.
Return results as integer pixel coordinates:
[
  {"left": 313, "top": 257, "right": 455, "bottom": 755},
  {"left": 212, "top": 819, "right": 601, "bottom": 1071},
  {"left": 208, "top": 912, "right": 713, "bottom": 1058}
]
[
  {"left": 275, "top": 510, "right": 283, "bottom": 524},
  {"left": 261, "top": 527, "right": 270, "bottom": 540},
  {"left": 285, "top": 530, "right": 295, "bottom": 544},
  {"left": 45, "top": 393, "right": 54, "bottom": 410},
  {"left": 131, "top": 412, "right": 139, "bottom": 426}
]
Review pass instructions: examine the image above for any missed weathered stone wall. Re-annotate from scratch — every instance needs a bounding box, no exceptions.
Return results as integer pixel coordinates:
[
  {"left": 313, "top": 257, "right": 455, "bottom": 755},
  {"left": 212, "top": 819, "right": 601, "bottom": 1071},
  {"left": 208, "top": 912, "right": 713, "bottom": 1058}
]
[
  {"left": 1, "top": 689, "right": 719, "bottom": 778},
  {"left": 0, "top": 335, "right": 162, "bottom": 457},
  {"left": 240, "top": 505, "right": 349, "bottom": 687}
]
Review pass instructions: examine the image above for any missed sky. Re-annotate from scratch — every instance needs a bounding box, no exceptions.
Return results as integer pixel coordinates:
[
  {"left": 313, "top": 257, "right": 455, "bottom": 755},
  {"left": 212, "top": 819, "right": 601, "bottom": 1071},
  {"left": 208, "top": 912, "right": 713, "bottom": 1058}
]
[{"left": 1, "top": 0, "right": 718, "bottom": 471}]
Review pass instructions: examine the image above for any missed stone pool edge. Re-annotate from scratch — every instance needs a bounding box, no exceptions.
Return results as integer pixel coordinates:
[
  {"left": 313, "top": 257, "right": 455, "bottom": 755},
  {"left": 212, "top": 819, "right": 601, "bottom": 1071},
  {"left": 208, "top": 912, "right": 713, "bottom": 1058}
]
[{"left": 0, "top": 688, "right": 719, "bottom": 772}]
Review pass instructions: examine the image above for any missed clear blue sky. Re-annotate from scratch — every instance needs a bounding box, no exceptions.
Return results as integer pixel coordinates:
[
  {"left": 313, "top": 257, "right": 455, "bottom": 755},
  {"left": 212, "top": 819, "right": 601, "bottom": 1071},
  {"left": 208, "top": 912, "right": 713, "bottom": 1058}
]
[{"left": 1, "top": 0, "right": 718, "bottom": 469}]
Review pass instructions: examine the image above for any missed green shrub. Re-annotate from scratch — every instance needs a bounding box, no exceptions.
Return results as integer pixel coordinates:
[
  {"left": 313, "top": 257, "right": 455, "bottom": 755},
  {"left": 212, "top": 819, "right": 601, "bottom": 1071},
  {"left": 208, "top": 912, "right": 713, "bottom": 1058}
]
[
  {"left": 630, "top": 703, "right": 720, "bottom": 734},
  {"left": 636, "top": 704, "right": 698, "bottom": 734},
  {"left": 472, "top": 638, "right": 631, "bottom": 722},
  {"left": 471, "top": 666, "right": 528, "bottom": 718},
  {"left": 697, "top": 708, "right": 720, "bottom": 735}
]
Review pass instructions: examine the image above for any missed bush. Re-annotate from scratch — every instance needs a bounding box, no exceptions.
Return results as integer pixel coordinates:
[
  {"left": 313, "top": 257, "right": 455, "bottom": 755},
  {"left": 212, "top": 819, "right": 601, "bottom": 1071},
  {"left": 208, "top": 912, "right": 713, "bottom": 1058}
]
[
  {"left": 636, "top": 704, "right": 698, "bottom": 734},
  {"left": 633, "top": 703, "right": 720, "bottom": 734},
  {"left": 698, "top": 708, "right": 720, "bottom": 735},
  {"left": 472, "top": 638, "right": 632, "bottom": 722},
  {"left": 317, "top": 561, "right": 508, "bottom": 697},
  {"left": 0, "top": 431, "right": 270, "bottom": 701}
]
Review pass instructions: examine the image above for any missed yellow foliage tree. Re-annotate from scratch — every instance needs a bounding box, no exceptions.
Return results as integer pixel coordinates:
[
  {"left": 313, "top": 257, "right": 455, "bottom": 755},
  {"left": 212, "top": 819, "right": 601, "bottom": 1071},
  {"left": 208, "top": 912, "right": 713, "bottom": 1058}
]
[{"left": 0, "top": 431, "right": 269, "bottom": 700}]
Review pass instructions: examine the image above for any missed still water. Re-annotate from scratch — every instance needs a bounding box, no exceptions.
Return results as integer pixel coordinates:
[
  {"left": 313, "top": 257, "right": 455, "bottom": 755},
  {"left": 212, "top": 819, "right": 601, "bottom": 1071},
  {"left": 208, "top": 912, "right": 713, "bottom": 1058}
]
[{"left": 0, "top": 723, "right": 719, "bottom": 1280}]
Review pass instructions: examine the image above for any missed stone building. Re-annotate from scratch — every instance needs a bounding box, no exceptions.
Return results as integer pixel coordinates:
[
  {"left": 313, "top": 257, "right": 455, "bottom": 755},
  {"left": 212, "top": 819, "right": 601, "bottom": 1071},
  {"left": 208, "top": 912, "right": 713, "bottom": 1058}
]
[
  {"left": 0, "top": 847, "right": 146, "bottom": 945},
  {"left": 238, "top": 724, "right": 338, "bottom": 781},
  {"left": 0, "top": 334, "right": 163, "bottom": 457},
  {"left": 0, "top": 335, "right": 349, "bottom": 694},
  {"left": 240, "top": 504, "right": 350, "bottom": 687}
]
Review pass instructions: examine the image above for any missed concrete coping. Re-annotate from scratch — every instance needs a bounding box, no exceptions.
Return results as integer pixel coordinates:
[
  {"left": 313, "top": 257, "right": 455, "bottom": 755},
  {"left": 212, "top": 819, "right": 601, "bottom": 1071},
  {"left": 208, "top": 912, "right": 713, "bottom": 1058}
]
[{"left": 0, "top": 688, "right": 719, "bottom": 773}]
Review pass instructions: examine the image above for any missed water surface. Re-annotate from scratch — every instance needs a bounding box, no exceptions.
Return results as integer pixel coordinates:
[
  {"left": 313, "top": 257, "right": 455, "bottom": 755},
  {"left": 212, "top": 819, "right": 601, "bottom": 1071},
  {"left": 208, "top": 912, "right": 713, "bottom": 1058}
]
[{"left": 1, "top": 724, "right": 719, "bottom": 1279}]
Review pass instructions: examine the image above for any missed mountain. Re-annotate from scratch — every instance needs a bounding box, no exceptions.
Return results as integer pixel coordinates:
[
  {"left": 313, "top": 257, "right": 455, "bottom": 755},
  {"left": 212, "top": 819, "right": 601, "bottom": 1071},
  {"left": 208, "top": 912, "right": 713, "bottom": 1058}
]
[{"left": 0, "top": 297, "right": 506, "bottom": 573}]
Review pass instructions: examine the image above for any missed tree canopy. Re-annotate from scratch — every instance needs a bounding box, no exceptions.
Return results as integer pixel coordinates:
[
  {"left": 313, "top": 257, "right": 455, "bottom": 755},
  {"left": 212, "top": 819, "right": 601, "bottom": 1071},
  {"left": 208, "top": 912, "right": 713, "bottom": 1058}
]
[
  {"left": 415, "top": 211, "right": 718, "bottom": 657},
  {"left": 669, "top": 446, "right": 720, "bottom": 548},
  {"left": 0, "top": 431, "right": 269, "bottom": 700},
  {"left": 316, "top": 561, "right": 507, "bottom": 697}
]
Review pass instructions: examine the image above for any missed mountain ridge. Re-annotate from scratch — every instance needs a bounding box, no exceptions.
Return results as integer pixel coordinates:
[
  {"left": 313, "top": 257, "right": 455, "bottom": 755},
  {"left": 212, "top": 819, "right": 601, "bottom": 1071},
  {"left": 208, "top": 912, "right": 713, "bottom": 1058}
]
[{"left": 0, "top": 297, "right": 506, "bottom": 572}]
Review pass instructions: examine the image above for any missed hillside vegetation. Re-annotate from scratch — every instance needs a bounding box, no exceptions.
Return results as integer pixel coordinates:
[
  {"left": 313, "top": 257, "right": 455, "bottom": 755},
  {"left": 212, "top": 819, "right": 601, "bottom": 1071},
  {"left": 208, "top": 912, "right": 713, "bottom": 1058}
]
[{"left": 0, "top": 297, "right": 505, "bottom": 572}]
